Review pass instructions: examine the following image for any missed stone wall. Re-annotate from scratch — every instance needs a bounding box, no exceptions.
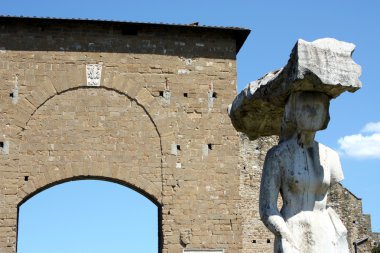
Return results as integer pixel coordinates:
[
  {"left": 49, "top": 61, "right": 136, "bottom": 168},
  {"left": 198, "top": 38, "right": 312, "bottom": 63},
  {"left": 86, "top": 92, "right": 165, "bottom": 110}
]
[
  {"left": 372, "top": 232, "right": 380, "bottom": 249},
  {"left": 0, "top": 17, "right": 246, "bottom": 253},
  {"left": 329, "top": 184, "right": 373, "bottom": 253},
  {"left": 238, "top": 135, "right": 278, "bottom": 253}
]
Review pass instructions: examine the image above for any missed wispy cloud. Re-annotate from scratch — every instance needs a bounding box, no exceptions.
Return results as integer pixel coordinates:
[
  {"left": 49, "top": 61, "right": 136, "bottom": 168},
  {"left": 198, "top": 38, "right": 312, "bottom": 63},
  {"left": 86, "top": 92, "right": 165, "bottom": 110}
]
[
  {"left": 338, "top": 121, "right": 380, "bottom": 159},
  {"left": 362, "top": 122, "right": 380, "bottom": 133}
]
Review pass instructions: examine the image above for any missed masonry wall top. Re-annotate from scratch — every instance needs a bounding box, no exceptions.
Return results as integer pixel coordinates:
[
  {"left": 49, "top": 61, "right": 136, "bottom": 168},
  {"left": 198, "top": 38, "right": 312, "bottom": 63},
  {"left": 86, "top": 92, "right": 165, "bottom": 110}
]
[{"left": 0, "top": 15, "right": 250, "bottom": 56}]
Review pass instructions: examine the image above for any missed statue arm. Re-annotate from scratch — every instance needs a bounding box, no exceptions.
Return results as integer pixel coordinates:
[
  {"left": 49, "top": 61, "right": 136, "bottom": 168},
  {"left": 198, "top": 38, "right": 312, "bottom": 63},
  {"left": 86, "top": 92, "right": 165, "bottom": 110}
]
[{"left": 259, "top": 148, "right": 296, "bottom": 246}]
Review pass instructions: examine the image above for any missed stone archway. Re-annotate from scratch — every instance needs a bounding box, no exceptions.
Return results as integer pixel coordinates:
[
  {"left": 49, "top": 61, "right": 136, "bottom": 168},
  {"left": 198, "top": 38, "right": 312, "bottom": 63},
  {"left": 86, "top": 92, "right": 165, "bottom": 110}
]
[
  {"left": 14, "top": 87, "right": 163, "bottom": 251},
  {"left": 17, "top": 178, "right": 161, "bottom": 253},
  {"left": 18, "top": 87, "right": 162, "bottom": 202}
]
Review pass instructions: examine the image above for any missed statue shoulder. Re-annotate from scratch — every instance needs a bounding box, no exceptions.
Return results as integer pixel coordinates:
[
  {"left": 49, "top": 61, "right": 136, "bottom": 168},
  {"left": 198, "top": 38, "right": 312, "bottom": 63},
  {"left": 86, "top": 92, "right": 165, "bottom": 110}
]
[
  {"left": 317, "top": 142, "right": 337, "bottom": 154},
  {"left": 317, "top": 142, "right": 340, "bottom": 163},
  {"left": 317, "top": 142, "right": 344, "bottom": 184},
  {"left": 266, "top": 143, "right": 286, "bottom": 157},
  {"left": 264, "top": 141, "right": 290, "bottom": 165}
]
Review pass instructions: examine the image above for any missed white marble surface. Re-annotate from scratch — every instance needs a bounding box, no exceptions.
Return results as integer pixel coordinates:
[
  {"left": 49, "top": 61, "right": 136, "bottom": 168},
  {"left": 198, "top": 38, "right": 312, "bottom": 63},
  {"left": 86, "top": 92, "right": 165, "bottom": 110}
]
[{"left": 259, "top": 92, "right": 349, "bottom": 253}]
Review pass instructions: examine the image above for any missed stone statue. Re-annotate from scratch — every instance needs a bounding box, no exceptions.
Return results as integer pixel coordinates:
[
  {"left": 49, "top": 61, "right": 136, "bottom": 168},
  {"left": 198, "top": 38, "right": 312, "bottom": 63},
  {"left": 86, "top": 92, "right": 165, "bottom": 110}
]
[
  {"left": 229, "top": 38, "right": 362, "bottom": 252},
  {"left": 260, "top": 91, "right": 349, "bottom": 252}
]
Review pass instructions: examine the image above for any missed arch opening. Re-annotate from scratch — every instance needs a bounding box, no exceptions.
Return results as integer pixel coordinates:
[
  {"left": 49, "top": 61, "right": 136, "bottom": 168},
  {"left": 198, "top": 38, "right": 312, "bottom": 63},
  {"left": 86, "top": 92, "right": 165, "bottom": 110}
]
[{"left": 17, "top": 178, "right": 162, "bottom": 253}]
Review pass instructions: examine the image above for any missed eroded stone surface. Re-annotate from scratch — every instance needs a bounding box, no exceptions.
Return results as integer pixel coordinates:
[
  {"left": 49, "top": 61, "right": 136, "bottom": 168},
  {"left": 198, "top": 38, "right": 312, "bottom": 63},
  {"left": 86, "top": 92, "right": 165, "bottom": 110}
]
[
  {"left": 229, "top": 38, "right": 362, "bottom": 140},
  {"left": 259, "top": 92, "right": 350, "bottom": 252},
  {"left": 238, "top": 134, "right": 374, "bottom": 253}
]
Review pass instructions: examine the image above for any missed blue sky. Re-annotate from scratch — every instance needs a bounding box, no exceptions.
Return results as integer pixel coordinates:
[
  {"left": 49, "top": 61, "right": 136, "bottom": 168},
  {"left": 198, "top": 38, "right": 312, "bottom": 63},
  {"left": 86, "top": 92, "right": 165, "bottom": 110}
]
[
  {"left": 17, "top": 180, "right": 158, "bottom": 253},
  {"left": 2, "top": 0, "right": 379, "bottom": 252}
]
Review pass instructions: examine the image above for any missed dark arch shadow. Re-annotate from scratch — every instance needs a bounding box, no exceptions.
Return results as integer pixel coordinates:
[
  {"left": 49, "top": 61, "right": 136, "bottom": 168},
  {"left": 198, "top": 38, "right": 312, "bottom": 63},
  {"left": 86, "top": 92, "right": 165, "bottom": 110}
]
[{"left": 16, "top": 176, "right": 163, "bottom": 253}]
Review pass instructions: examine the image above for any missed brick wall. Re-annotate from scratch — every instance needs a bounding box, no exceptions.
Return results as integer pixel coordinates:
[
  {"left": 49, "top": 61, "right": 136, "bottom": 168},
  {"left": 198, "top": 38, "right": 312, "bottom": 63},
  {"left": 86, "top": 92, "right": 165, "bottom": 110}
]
[
  {"left": 238, "top": 135, "right": 278, "bottom": 252},
  {"left": 329, "top": 184, "right": 373, "bottom": 253},
  {"left": 0, "top": 17, "right": 243, "bottom": 253},
  {"left": 372, "top": 232, "right": 380, "bottom": 249}
]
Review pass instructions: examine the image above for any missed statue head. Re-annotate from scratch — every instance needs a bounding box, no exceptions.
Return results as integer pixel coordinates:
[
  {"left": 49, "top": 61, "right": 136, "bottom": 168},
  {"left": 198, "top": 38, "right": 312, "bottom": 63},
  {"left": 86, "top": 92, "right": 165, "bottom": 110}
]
[{"left": 280, "top": 91, "right": 330, "bottom": 141}]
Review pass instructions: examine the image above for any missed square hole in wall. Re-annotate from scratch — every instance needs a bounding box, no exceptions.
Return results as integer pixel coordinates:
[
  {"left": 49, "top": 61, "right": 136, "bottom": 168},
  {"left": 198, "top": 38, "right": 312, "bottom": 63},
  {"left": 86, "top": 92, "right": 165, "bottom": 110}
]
[
  {"left": 121, "top": 26, "right": 138, "bottom": 36},
  {"left": 0, "top": 141, "right": 9, "bottom": 155},
  {"left": 183, "top": 93, "right": 188, "bottom": 97}
]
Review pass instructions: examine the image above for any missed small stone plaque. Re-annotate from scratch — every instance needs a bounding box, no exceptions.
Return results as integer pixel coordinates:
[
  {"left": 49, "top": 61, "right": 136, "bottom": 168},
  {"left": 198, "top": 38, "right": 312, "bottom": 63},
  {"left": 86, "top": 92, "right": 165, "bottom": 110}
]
[
  {"left": 184, "top": 250, "right": 224, "bottom": 253},
  {"left": 86, "top": 64, "right": 102, "bottom": 86}
]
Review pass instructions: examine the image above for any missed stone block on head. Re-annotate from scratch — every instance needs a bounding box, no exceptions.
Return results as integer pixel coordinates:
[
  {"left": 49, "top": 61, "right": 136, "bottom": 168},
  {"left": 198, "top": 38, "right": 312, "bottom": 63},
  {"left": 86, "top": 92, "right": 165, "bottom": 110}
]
[{"left": 228, "top": 38, "right": 362, "bottom": 140}]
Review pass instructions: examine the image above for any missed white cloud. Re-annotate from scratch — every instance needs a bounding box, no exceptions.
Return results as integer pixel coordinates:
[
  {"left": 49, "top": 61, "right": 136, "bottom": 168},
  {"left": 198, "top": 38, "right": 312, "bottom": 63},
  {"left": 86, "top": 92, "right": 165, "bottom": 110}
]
[
  {"left": 338, "top": 122, "right": 380, "bottom": 159},
  {"left": 362, "top": 122, "right": 380, "bottom": 133}
]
